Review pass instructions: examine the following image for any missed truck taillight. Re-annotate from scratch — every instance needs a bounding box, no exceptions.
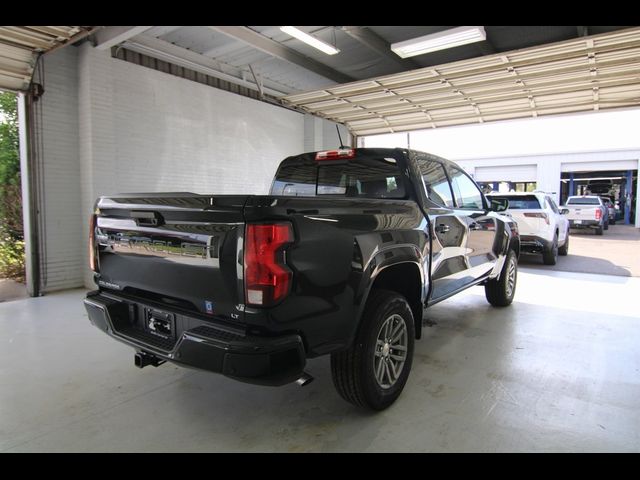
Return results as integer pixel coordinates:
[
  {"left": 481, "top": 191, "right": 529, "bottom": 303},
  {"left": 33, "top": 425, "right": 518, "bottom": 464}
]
[
  {"left": 596, "top": 209, "right": 602, "bottom": 220},
  {"left": 244, "top": 223, "right": 294, "bottom": 307},
  {"left": 89, "top": 214, "right": 97, "bottom": 272}
]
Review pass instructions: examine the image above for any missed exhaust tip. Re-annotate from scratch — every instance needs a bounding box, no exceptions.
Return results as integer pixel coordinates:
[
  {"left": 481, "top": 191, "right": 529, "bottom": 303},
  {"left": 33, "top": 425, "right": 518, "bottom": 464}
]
[{"left": 296, "top": 372, "right": 314, "bottom": 387}]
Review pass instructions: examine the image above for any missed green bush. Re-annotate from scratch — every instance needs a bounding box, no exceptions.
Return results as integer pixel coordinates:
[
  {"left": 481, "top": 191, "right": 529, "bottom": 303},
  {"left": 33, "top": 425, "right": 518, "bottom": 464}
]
[{"left": 0, "top": 228, "right": 24, "bottom": 281}]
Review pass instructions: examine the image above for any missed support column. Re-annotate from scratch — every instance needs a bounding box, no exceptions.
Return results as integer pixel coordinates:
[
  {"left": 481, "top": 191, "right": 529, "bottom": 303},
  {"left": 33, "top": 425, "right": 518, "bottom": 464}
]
[
  {"left": 624, "top": 170, "right": 632, "bottom": 224},
  {"left": 631, "top": 160, "right": 640, "bottom": 228},
  {"left": 17, "top": 92, "right": 41, "bottom": 297},
  {"left": 569, "top": 172, "right": 575, "bottom": 197}
]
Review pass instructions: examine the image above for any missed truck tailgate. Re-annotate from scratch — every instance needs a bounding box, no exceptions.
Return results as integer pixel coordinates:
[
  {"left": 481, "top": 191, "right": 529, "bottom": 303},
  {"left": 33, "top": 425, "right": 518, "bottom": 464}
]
[
  {"left": 567, "top": 206, "right": 599, "bottom": 221},
  {"left": 94, "top": 194, "right": 247, "bottom": 319}
]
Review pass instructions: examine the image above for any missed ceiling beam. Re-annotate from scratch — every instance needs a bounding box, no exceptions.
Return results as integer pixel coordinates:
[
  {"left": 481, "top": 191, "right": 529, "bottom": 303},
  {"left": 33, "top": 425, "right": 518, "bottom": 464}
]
[
  {"left": 207, "top": 26, "right": 355, "bottom": 84},
  {"left": 94, "top": 26, "right": 154, "bottom": 50},
  {"left": 340, "top": 26, "right": 422, "bottom": 71},
  {"left": 477, "top": 39, "right": 496, "bottom": 55},
  {"left": 123, "top": 34, "right": 296, "bottom": 96}
]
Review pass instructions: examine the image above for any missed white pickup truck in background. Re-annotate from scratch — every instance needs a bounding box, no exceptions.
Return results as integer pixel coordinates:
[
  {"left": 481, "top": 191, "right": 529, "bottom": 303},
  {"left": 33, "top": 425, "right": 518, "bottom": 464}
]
[{"left": 563, "top": 195, "right": 608, "bottom": 235}]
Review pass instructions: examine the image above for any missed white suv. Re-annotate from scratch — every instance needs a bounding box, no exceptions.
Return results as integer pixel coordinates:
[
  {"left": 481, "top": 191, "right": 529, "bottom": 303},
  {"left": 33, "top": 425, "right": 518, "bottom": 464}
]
[{"left": 486, "top": 192, "right": 570, "bottom": 265}]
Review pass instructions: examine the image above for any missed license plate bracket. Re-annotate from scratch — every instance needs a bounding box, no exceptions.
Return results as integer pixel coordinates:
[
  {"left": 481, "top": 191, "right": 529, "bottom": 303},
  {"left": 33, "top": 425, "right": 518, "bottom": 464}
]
[{"left": 144, "top": 308, "right": 175, "bottom": 340}]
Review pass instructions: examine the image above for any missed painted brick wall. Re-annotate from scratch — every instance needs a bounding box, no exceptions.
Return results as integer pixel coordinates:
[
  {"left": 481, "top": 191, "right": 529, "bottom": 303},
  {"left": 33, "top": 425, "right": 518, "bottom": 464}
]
[{"left": 38, "top": 45, "right": 346, "bottom": 291}]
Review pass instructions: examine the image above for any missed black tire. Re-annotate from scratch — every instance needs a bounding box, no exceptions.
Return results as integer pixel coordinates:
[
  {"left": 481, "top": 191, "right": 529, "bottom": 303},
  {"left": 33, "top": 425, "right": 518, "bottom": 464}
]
[
  {"left": 610, "top": 218, "right": 616, "bottom": 225},
  {"left": 485, "top": 249, "right": 518, "bottom": 307},
  {"left": 542, "top": 233, "right": 558, "bottom": 265},
  {"left": 595, "top": 225, "right": 604, "bottom": 235},
  {"left": 604, "top": 220, "right": 609, "bottom": 230},
  {"left": 558, "top": 230, "right": 569, "bottom": 256},
  {"left": 331, "top": 289, "right": 415, "bottom": 411}
]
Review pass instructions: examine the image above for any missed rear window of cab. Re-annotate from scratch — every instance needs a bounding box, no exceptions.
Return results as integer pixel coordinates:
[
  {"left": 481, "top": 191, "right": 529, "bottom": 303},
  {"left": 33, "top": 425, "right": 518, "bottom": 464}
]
[
  {"left": 488, "top": 195, "right": 541, "bottom": 209},
  {"left": 271, "top": 154, "right": 406, "bottom": 199}
]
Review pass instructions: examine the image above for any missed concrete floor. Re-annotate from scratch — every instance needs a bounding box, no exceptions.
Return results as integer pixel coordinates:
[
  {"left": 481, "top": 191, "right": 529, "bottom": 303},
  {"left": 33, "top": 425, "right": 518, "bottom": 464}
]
[
  {"left": 0, "top": 278, "right": 27, "bottom": 303},
  {"left": 1, "top": 269, "right": 639, "bottom": 452}
]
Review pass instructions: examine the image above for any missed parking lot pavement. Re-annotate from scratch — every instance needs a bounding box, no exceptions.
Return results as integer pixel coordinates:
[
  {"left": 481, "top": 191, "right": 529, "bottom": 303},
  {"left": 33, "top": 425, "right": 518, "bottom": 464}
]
[{"left": 519, "top": 224, "right": 640, "bottom": 277}]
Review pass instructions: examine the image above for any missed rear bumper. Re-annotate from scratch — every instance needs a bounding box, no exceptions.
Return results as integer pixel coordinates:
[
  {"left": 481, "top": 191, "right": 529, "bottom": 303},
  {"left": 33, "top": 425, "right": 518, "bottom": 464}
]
[
  {"left": 84, "top": 291, "right": 306, "bottom": 386},
  {"left": 569, "top": 219, "right": 600, "bottom": 228},
  {"left": 519, "top": 235, "right": 552, "bottom": 254}
]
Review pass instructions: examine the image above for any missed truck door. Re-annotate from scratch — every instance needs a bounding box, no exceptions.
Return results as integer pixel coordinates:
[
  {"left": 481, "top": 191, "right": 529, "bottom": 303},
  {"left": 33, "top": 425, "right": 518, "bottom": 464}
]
[
  {"left": 446, "top": 166, "right": 499, "bottom": 280},
  {"left": 416, "top": 157, "right": 470, "bottom": 301}
]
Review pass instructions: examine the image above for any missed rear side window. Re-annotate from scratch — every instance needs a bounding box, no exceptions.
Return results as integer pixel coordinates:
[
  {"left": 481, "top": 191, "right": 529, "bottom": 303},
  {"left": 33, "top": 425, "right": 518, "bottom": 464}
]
[
  {"left": 416, "top": 159, "right": 454, "bottom": 208},
  {"left": 271, "top": 156, "right": 406, "bottom": 199},
  {"left": 567, "top": 197, "right": 600, "bottom": 205},
  {"left": 489, "top": 195, "right": 541, "bottom": 209}
]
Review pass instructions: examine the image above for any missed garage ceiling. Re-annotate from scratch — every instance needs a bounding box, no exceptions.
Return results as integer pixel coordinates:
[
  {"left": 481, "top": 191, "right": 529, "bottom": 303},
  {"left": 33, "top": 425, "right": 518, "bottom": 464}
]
[
  {"left": 0, "top": 26, "right": 96, "bottom": 91},
  {"left": 281, "top": 27, "right": 640, "bottom": 135},
  {"left": 4, "top": 26, "right": 639, "bottom": 137},
  {"left": 101, "top": 26, "right": 640, "bottom": 135}
]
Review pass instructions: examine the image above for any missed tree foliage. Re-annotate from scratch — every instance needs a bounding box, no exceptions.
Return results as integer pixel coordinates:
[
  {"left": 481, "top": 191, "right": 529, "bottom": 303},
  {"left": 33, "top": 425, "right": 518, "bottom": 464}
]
[{"left": 0, "top": 90, "right": 24, "bottom": 280}]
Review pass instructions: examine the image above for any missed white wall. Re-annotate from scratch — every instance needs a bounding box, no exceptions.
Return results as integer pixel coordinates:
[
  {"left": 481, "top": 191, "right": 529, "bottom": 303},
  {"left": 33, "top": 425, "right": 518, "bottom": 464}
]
[
  {"left": 37, "top": 45, "right": 346, "bottom": 292},
  {"left": 453, "top": 151, "right": 640, "bottom": 208},
  {"left": 363, "top": 108, "right": 640, "bottom": 160},
  {"left": 363, "top": 111, "right": 640, "bottom": 225}
]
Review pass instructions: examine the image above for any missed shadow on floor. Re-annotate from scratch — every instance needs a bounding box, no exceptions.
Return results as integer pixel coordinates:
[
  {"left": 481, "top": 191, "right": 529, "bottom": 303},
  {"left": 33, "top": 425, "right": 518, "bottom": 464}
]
[{"left": 518, "top": 253, "right": 631, "bottom": 277}]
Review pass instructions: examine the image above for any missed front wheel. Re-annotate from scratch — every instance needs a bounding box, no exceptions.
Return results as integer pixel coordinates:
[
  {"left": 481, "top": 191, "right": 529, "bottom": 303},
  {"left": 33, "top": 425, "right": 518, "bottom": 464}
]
[
  {"left": 331, "top": 289, "right": 415, "bottom": 411},
  {"left": 485, "top": 249, "right": 517, "bottom": 307}
]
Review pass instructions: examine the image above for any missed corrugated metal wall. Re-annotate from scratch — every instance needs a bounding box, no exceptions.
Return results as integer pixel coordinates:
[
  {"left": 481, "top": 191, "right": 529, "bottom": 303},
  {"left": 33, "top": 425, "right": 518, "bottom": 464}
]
[{"left": 32, "top": 47, "right": 84, "bottom": 292}]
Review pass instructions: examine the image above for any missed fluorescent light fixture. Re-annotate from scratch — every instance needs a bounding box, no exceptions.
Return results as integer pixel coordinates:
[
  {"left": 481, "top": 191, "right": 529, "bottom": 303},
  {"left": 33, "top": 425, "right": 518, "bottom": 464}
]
[
  {"left": 391, "top": 26, "right": 486, "bottom": 58},
  {"left": 280, "top": 26, "right": 340, "bottom": 55}
]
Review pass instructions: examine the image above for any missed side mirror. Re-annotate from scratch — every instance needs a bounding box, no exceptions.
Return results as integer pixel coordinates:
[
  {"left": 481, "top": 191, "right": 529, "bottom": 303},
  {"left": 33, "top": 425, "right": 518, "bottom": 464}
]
[
  {"left": 489, "top": 198, "right": 509, "bottom": 212},
  {"left": 561, "top": 208, "right": 569, "bottom": 215}
]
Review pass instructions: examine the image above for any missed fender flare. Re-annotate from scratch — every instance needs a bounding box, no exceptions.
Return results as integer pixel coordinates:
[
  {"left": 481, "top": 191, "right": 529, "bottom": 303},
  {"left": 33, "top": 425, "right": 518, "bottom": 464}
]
[{"left": 351, "top": 245, "right": 426, "bottom": 344}]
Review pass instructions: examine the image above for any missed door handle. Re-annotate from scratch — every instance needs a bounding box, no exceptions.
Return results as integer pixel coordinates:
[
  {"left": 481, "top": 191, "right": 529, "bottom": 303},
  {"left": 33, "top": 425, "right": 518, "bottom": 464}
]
[{"left": 435, "top": 224, "right": 450, "bottom": 234}]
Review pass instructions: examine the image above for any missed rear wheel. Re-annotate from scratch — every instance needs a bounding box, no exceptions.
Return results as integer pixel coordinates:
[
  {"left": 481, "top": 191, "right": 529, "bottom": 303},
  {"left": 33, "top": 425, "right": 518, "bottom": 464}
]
[
  {"left": 331, "top": 289, "right": 415, "bottom": 411},
  {"left": 558, "top": 230, "right": 569, "bottom": 256},
  {"left": 542, "top": 234, "right": 558, "bottom": 265},
  {"left": 485, "top": 249, "right": 517, "bottom": 307},
  {"left": 604, "top": 220, "right": 609, "bottom": 230},
  {"left": 595, "top": 225, "right": 604, "bottom": 235}
]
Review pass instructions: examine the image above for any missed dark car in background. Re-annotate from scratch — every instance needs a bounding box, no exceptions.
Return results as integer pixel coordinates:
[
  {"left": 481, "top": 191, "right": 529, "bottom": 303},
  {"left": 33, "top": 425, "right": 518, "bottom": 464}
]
[{"left": 601, "top": 197, "right": 616, "bottom": 224}]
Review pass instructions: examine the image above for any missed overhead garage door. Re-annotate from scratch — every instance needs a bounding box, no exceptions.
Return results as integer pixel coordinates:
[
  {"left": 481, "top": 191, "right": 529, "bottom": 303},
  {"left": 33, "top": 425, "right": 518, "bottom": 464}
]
[
  {"left": 561, "top": 160, "right": 638, "bottom": 172},
  {"left": 474, "top": 164, "right": 537, "bottom": 182},
  {"left": 0, "top": 26, "right": 93, "bottom": 91}
]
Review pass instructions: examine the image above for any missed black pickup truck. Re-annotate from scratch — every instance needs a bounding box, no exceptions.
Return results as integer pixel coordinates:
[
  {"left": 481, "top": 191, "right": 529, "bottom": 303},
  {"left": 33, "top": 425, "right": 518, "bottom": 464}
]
[{"left": 84, "top": 147, "right": 520, "bottom": 410}]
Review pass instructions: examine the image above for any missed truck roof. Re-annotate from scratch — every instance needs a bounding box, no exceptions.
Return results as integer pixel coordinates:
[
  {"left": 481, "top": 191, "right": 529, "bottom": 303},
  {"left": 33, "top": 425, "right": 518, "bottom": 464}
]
[{"left": 280, "top": 147, "right": 456, "bottom": 168}]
